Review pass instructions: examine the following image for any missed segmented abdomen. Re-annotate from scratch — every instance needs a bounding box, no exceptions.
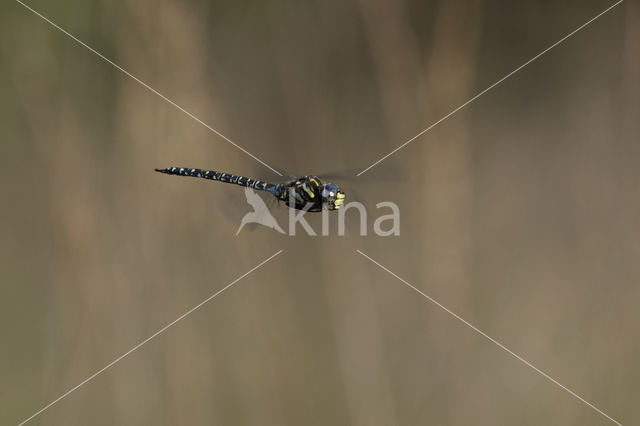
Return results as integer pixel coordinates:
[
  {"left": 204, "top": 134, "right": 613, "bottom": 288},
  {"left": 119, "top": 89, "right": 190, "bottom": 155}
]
[{"left": 154, "top": 167, "right": 273, "bottom": 191}]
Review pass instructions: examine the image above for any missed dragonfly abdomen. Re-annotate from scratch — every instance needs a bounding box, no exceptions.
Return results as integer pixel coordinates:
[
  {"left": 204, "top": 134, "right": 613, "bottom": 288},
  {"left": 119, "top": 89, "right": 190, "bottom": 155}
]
[{"left": 154, "top": 167, "right": 273, "bottom": 191}]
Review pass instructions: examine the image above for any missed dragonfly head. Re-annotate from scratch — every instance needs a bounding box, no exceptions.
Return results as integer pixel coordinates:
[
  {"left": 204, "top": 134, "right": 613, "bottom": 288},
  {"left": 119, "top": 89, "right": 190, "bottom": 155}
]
[{"left": 321, "top": 183, "right": 346, "bottom": 210}]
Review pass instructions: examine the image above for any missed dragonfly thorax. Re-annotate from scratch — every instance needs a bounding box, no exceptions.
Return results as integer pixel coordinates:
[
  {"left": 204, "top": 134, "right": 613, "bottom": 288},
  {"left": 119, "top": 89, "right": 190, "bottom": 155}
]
[{"left": 276, "top": 176, "right": 345, "bottom": 212}]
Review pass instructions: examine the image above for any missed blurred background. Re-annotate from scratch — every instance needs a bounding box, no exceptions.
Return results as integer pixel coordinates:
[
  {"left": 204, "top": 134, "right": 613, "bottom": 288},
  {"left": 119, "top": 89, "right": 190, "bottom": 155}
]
[{"left": 1, "top": 0, "right": 638, "bottom": 424}]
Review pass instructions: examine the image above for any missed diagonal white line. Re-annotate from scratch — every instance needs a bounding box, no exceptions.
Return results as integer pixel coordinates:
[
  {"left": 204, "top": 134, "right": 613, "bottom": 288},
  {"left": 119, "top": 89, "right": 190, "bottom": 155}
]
[
  {"left": 356, "top": 250, "right": 623, "bottom": 425},
  {"left": 356, "top": 0, "right": 624, "bottom": 176},
  {"left": 17, "top": 249, "right": 284, "bottom": 426},
  {"left": 15, "top": 0, "right": 283, "bottom": 177}
]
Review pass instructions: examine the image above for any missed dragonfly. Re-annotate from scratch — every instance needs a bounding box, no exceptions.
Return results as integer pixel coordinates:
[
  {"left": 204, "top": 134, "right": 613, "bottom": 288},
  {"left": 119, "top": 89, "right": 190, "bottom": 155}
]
[{"left": 155, "top": 166, "right": 346, "bottom": 211}]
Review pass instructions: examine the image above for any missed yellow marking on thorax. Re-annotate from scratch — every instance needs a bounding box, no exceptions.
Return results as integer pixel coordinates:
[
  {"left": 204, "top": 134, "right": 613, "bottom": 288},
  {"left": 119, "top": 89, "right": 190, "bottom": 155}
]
[{"left": 302, "top": 183, "right": 315, "bottom": 198}]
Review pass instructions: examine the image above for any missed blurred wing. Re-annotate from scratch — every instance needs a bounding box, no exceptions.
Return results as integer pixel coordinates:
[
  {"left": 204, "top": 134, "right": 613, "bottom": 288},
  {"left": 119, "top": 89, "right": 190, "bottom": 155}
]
[{"left": 316, "top": 164, "right": 408, "bottom": 183}]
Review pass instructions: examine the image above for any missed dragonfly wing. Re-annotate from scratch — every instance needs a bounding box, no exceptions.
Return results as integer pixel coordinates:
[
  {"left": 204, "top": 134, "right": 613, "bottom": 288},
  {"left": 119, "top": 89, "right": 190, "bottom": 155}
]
[{"left": 316, "top": 164, "right": 408, "bottom": 182}]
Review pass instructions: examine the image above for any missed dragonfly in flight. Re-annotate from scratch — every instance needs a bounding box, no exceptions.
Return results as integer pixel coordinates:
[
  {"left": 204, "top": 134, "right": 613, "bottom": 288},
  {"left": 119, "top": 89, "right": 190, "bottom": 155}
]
[{"left": 155, "top": 166, "right": 346, "bottom": 211}]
